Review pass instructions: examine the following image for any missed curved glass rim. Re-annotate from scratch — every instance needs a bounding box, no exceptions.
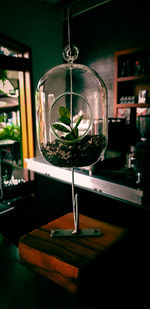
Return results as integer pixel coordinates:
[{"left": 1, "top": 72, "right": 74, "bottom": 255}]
[
  {"left": 37, "top": 62, "right": 108, "bottom": 92},
  {"left": 50, "top": 91, "right": 93, "bottom": 144}
]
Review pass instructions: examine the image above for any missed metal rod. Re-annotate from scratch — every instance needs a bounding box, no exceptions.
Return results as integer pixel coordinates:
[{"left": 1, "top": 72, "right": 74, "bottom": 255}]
[
  {"left": 72, "top": 167, "right": 76, "bottom": 228},
  {"left": 67, "top": 7, "right": 71, "bottom": 53},
  {"left": 75, "top": 193, "right": 79, "bottom": 232},
  {"left": 64, "top": 0, "right": 112, "bottom": 19},
  {"left": 70, "top": 67, "right": 73, "bottom": 125},
  {"left": 0, "top": 207, "right": 15, "bottom": 216},
  {"left": 72, "top": 168, "right": 79, "bottom": 234}
]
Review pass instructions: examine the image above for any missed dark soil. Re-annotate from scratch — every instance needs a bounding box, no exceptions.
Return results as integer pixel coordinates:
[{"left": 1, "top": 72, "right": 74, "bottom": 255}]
[{"left": 40, "top": 135, "right": 107, "bottom": 168}]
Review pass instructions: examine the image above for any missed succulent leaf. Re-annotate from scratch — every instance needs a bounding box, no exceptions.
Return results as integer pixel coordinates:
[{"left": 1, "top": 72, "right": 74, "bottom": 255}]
[{"left": 53, "top": 123, "right": 71, "bottom": 133}]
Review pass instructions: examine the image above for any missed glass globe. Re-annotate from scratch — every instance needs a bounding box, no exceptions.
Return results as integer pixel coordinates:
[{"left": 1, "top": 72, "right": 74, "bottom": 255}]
[{"left": 36, "top": 61, "right": 108, "bottom": 168}]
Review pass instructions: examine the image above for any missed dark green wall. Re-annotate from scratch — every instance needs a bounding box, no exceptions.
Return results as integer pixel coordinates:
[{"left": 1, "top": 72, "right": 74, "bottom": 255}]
[{"left": 0, "top": 0, "right": 63, "bottom": 93}]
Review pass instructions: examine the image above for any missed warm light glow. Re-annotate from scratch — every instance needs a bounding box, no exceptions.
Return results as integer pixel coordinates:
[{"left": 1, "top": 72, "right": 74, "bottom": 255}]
[
  {"left": 25, "top": 72, "right": 34, "bottom": 158},
  {"left": 18, "top": 71, "right": 28, "bottom": 167}
]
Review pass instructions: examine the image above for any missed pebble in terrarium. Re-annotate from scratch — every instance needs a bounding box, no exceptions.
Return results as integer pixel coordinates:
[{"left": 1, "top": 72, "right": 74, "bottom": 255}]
[{"left": 36, "top": 46, "right": 108, "bottom": 168}]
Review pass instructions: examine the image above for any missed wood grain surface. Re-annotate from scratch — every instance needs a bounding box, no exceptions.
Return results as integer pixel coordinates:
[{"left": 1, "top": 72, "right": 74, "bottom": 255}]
[{"left": 19, "top": 213, "right": 127, "bottom": 293}]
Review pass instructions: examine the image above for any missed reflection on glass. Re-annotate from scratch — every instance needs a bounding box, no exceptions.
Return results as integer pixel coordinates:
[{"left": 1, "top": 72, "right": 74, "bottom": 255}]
[{"left": 36, "top": 63, "right": 108, "bottom": 168}]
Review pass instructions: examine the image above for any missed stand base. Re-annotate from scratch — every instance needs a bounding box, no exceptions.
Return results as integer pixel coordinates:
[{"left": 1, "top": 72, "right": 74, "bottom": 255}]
[
  {"left": 50, "top": 228, "right": 102, "bottom": 238},
  {"left": 19, "top": 213, "right": 127, "bottom": 293}
]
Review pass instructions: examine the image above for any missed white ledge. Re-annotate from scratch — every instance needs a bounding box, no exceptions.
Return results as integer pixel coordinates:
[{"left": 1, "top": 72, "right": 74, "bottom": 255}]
[{"left": 25, "top": 156, "right": 143, "bottom": 206}]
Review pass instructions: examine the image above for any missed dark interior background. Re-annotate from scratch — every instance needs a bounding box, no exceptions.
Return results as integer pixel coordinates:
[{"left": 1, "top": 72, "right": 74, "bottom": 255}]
[{"left": 63, "top": 0, "right": 150, "bottom": 117}]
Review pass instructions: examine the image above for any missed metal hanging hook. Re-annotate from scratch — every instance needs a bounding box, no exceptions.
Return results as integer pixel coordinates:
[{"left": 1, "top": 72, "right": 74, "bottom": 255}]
[{"left": 63, "top": 7, "right": 79, "bottom": 63}]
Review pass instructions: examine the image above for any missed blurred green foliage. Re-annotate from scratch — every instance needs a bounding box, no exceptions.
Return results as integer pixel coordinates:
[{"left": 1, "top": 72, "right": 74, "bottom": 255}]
[{"left": 0, "top": 123, "right": 21, "bottom": 141}]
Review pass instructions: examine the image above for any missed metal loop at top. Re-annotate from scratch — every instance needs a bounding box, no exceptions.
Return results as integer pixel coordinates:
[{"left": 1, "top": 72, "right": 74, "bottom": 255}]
[{"left": 63, "top": 45, "right": 79, "bottom": 63}]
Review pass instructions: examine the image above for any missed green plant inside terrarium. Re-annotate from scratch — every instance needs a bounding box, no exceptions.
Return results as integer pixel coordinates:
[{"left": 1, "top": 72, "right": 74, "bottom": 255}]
[
  {"left": 52, "top": 106, "right": 83, "bottom": 141},
  {"left": 40, "top": 104, "right": 107, "bottom": 168}
]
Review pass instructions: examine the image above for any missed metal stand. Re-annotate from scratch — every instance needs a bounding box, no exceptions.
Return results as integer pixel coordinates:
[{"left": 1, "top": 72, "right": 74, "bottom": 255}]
[
  {"left": 50, "top": 9, "right": 102, "bottom": 238},
  {"left": 50, "top": 168, "right": 102, "bottom": 238}
]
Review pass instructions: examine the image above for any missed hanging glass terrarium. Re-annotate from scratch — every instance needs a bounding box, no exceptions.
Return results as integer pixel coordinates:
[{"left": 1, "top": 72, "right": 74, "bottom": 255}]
[
  {"left": 36, "top": 15, "right": 108, "bottom": 237},
  {"left": 36, "top": 48, "right": 108, "bottom": 168}
]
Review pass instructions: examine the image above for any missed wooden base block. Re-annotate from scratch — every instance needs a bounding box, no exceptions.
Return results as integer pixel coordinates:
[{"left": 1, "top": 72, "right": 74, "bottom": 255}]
[{"left": 19, "top": 213, "right": 127, "bottom": 293}]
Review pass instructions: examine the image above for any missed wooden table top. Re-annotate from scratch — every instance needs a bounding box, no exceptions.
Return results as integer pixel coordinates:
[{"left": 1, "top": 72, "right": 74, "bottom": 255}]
[{"left": 19, "top": 213, "right": 127, "bottom": 293}]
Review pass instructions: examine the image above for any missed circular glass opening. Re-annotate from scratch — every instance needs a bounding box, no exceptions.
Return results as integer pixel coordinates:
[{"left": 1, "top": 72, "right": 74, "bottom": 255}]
[{"left": 50, "top": 92, "right": 92, "bottom": 144}]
